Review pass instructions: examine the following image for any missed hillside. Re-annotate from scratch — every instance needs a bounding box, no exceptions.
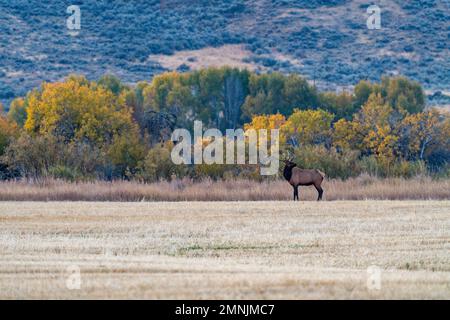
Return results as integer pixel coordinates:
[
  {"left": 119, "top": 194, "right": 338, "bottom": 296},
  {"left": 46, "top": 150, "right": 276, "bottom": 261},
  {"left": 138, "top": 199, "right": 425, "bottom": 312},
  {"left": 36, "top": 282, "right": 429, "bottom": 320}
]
[{"left": 0, "top": 0, "right": 449, "bottom": 107}]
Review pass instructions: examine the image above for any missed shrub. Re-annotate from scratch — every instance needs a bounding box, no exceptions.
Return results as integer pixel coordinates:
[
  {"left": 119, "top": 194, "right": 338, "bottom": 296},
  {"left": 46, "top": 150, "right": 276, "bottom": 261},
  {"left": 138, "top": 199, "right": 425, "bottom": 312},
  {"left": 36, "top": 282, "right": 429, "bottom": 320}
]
[
  {"left": 48, "top": 165, "right": 80, "bottom": 182},
  {"left": 359, "top": 156, "right": 427, "bottom": 178},
  {"left": 106, "top": 133, "right": 147, "bottom": 179},
  {"left": 2, "top": 134, "right": 61, "bottom": 178},
  {"left": 136, "top": 143, "right": 187, "bottom": 182},
  {"left": 292, "top": 145, "right": 360, "bottom": 179}
]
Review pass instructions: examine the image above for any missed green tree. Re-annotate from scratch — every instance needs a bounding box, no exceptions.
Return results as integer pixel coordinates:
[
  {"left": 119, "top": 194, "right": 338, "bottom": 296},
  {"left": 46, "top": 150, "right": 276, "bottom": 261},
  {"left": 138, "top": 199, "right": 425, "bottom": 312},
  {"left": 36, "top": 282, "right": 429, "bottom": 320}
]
[
  {"left": 353, "top": 80, "right": 373, "bottom": 109},
  {"left": 382, "top": 77, "right": 425, "bottom": 113},
  {"left": 241, "top": 72, "right": 286, "bottom": 119},
  {"left": 352, "top": 77, "right": 425, "bottom": 114},
  {"left": 223, "top": 68, "right": 249, "bottom": 129},
  {"left": 319, "top": 91, "right": 355, "bottom": 119},
  {"left": 8, "top": 98, "right": 27, "bottom": 127},
  {"left": 282, "top": 74, "right": 318, "bottom": 114},
  {"left": 97, "top": 74, "right": 127, "bottom": 95},
  {"left": 242, "top": 73, "right": 318, "bottom": 120}
]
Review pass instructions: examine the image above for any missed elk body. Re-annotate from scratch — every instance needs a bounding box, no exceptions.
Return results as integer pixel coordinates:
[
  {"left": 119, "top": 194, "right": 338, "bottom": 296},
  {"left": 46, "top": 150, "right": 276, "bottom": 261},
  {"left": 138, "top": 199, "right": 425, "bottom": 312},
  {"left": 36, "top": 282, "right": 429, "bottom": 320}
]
[{"left": 283, "top": 160, "right": 325, "bottom": 201}]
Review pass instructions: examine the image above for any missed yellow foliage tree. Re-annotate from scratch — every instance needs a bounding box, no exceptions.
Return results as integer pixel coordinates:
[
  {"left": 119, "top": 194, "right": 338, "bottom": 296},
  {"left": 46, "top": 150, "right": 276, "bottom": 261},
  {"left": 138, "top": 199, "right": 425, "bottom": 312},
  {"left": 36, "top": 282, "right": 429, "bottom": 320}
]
[
  {"left": 281, "top": 109, "right": 334, "bottom": 147},
  {"left": 244, "top": 113, "right": 286, "bottom": 145},
  {"left": 399, "top": 109, "right": 443, "bottom": 160},
  {"left": 364, "top": 124, "right": 398, "bottom": 164},
  {"left": 333, "top": 118, "right": 364, "bottom": 150},
  {"left": 333, "top": 92, "right": 399, "bottom": 164},
  {"left": 0, "top": 115, "right": 18, "bottom": 155},
  {"left": 24, "top": 77, "right": 137, "bottom": 146},
  {"left": 244, "top": 113, "right": 286, "bottom": 131}
]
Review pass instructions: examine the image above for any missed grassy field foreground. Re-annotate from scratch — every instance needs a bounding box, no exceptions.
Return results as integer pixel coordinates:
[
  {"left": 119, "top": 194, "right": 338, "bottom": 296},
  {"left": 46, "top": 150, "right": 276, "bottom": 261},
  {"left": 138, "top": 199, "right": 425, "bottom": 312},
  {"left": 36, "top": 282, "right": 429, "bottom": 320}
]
[{"left": 0, "top": 201, "right": 449, "bottom": 299}]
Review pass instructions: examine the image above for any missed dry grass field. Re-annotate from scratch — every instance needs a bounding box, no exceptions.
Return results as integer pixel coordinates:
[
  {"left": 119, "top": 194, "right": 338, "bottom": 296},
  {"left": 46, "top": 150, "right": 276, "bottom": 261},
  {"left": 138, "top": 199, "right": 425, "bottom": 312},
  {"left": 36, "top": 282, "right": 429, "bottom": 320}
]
[
  {"left": 0, "top": 176, "right": 449, "bottom": 201},
  {"left": 0, "top": 201, "right": 449, "bottom": 299}
]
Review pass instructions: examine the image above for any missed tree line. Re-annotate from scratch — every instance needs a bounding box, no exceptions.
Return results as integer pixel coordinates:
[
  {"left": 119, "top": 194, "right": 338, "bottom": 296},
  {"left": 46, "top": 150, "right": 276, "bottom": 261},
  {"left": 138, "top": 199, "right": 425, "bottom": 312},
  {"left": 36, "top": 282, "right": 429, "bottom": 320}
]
[{"left": 0, "top": 67, "right": 448, "bottom": 181}]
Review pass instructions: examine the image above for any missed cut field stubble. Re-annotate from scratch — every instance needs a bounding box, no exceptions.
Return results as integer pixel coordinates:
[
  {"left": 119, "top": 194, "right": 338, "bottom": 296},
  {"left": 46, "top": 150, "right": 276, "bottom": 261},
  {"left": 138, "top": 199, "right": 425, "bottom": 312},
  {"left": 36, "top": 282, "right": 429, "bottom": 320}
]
[{"left": 0, "top": 201, "right": 449, "bottom": 299}]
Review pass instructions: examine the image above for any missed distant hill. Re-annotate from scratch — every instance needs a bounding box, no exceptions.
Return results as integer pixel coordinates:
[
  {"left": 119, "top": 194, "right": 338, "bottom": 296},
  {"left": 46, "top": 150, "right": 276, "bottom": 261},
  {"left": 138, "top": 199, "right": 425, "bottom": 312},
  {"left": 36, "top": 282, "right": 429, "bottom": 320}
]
[{"left": 1, "top": 0, "right": 449, "bottom": 107}]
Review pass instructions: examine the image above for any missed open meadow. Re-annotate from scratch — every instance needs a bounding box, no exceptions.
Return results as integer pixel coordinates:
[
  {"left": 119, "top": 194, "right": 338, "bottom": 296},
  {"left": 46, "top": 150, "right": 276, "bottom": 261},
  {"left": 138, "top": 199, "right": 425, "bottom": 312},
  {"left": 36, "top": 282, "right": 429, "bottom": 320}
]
[{"left": 0, "top": 201, "right": 449, "bottom": 299}]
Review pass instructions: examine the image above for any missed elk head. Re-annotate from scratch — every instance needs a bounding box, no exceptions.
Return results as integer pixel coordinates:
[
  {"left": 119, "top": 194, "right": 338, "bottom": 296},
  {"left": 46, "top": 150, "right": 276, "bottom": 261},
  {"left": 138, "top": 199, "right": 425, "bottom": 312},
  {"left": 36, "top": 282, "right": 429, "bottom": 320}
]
[{"left": 282, "top": 150, "right": 296, "bottom": 168}]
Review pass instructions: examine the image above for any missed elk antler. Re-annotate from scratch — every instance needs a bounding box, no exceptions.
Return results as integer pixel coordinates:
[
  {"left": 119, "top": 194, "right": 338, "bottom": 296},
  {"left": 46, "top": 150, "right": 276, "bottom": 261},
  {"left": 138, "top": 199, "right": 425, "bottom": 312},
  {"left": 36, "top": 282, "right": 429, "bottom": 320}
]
[
  {"left": 286, "top": 150, "right": 294, "bottom": 161},
  {"left": 280, "top": 149, "right": 294, "bottom": 162}
]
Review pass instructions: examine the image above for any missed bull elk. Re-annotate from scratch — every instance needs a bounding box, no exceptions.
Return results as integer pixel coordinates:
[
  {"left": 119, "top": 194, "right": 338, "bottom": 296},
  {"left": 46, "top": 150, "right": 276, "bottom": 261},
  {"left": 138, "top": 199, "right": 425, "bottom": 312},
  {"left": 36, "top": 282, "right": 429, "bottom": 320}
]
[{"left": 282, "top": 154, "right": 325, "bottom": 201}]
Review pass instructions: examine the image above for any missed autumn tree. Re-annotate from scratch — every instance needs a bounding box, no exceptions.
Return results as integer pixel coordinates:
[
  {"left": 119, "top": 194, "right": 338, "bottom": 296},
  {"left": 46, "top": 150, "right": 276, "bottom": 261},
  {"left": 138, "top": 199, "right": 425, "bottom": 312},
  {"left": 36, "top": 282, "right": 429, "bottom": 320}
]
[
  {"left": 0, "top": 71, "right": 446, "bottom": 181},
  {"left": 282, "top": 109, "right": 334, "bottom": 147},
  {"left": 333, "top": 118, "right": 364, "bottom": 151},
  {"left": 0, "top": 114, "right": 17, "bottom": 156},
  {"left": 0, "top": 112, "right": 33, "bottom": 179},
  {"left": 243, "top": 113, "right": 286, "bottom": 147},
  {"left": 121, "top": 88, "right": 145, "bottom": 130},
  {"left": 333, "top": 93, "right": 399, "bottom": 164},
  {"left": 136, "top": 142, "right": 188, "bottom": 182},
  {"left": 398, "top": 109, "right": 446, "bottom": 161},
  {"left": 244, "top": 113, "right": 286, "bottom": 133},
  {"left": 24, "top": 76, "right": 137, "bottom": 146},
  {"left": 21, "top": 76, "right": 145, "bottom": 178}
]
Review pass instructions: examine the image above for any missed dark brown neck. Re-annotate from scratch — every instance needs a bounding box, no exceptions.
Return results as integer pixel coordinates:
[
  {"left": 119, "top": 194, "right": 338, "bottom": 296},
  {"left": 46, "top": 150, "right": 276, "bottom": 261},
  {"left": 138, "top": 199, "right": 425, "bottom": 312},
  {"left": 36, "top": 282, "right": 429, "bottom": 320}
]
[{"left": 283, "top": 165, "right": 295, "bottom": 181}]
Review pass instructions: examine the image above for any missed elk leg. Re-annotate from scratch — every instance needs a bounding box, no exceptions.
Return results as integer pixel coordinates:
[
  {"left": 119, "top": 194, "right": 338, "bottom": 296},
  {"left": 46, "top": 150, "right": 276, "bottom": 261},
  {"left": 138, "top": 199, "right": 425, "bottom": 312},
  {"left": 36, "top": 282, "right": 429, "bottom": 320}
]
[
  {"left": 315, "top": 185, "right": 323, "bottom": 201},
  {"left": 293, "top": 186, "right": 299, "bottom": 201}
]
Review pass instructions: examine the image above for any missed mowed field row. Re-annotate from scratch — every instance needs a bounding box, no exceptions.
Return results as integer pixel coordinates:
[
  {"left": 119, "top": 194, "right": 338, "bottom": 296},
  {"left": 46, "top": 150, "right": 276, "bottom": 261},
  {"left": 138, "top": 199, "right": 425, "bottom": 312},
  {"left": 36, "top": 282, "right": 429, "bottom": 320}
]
[{"left": 0, "top": 201, "right": 449, "bottom": 299}]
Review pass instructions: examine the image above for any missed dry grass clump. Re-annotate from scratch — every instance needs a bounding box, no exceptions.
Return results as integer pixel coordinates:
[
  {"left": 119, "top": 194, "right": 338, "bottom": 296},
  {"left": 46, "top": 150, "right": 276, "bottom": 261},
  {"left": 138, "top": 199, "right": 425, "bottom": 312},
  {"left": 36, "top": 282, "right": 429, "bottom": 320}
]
[
  {"left": 0, "top": 176, "right": 448, "bottom": 201},
  {"left": 148, "top": 44, "right": 258, "bottom": 71}
]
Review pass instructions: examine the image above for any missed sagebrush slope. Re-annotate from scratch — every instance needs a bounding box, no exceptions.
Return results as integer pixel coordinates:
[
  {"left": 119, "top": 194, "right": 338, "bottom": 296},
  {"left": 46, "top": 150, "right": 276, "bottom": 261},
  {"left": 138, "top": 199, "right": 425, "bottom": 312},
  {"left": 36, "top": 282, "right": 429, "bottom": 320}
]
[{"left": 0, "top": 0, "right": 449, "bottom": 106}]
